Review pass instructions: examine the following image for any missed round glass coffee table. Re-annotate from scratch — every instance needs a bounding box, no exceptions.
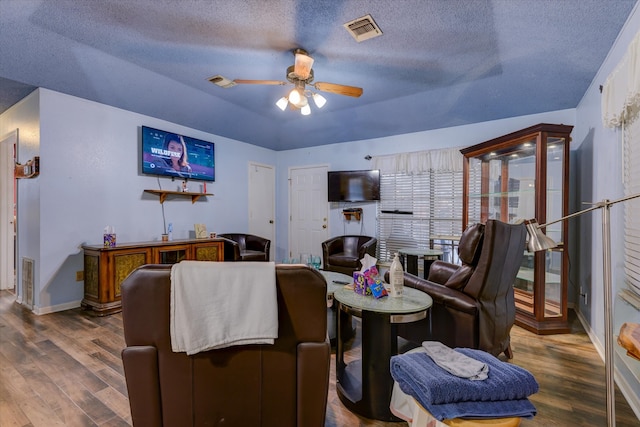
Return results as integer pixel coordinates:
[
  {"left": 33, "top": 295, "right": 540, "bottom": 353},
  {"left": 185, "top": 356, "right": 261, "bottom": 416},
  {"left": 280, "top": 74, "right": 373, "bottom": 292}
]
[{"left": 333, "top": 287, "right": 433, "bottom": 421}]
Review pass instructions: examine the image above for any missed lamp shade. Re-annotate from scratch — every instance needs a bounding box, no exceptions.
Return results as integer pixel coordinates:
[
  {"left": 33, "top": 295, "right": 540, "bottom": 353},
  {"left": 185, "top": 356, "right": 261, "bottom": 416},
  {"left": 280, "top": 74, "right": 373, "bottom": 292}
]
[
  {"left": 312, "top": 93, "right": 327, "bottom": 108},
  {"left": 525, "top": 219, "right": 558, "bottom": 252},
  {"left": 276, "top": 97, "right": 289, "bottom": 111}
]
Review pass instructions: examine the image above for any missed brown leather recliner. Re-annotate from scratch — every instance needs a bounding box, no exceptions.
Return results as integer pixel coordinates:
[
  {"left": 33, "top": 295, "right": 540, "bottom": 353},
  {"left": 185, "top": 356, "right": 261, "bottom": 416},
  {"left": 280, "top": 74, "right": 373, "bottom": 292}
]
[
  {"left": 219, "top": 233, "right": 270, "bottom": 261},
  {"left": 120, "top": 264, "right": 330, "bottom": 427},
  {"left": 389, "top": 220, "right": 526, "bottom": 358},
  {"left": 322, "top": 235, "right": 377, "bottom": 275}
]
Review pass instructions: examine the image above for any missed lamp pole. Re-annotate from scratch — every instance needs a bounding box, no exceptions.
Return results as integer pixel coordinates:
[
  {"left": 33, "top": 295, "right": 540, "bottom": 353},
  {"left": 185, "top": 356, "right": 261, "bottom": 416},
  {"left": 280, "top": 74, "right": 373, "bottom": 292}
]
[{"left": 531, "top": 192, "right": 640, "bottom": 427}]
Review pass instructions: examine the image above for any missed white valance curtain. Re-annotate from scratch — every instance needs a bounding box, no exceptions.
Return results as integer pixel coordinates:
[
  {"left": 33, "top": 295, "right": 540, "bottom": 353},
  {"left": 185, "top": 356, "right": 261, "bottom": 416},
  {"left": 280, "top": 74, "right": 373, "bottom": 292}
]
[
  {"left": 371, "top": 147, "right": 464, "bottom": 174},
  {"left": 602, "top": 31, "right": 640, "bottom": 128}
]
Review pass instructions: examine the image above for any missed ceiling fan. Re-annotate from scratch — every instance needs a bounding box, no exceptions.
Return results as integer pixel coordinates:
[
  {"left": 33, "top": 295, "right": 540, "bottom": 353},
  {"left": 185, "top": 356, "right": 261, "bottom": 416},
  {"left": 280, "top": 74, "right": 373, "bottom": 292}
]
[{"left": 208, "top": 48, "right": 363, "bottom": 115}]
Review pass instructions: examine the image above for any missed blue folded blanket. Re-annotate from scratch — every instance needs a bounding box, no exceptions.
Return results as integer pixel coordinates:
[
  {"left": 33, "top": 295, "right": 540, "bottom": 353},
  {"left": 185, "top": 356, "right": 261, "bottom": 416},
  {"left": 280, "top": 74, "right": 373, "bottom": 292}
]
[
  {"left": 424, "top": 397, "right": 537, "bottom": 421},
  {"left": 390, "top": 348, "right": 539, "bottom": 405}
]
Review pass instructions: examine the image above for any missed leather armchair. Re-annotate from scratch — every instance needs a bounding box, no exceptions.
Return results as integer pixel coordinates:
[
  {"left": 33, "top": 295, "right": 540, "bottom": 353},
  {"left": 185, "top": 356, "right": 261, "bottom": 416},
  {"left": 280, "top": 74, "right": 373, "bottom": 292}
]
[
  {"left": 219, "top": 233, "right": 270, "bottom": 261},
  {"left": 388, "top": 220, "right": 526, "bottom": 358},
  {"left": 322, "top": 235, "right": 377, "bottom": 276},
  {"left": 121, "top": 264, "right": 330, "bottom": 427}
]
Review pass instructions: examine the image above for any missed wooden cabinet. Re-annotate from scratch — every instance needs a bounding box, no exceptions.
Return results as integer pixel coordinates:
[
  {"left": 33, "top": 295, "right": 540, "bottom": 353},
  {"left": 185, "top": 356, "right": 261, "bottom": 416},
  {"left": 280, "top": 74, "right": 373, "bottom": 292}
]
[
  {"left": 82, "top": 238, "right": 224, "bottom": 315},
  {"left": 461, "top": 123, "right": 573, "bottom": 334}
]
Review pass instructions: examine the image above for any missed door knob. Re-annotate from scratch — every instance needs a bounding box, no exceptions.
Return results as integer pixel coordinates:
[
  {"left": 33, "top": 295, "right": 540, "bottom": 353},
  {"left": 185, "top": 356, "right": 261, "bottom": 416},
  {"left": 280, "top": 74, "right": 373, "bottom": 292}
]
[{"left": 322, "top": 224, "right": 327, "bottom": 229}]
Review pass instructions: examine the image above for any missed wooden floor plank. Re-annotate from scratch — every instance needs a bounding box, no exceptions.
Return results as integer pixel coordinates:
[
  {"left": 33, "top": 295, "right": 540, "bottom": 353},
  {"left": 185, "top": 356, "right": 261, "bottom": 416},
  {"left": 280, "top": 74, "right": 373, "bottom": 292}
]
[{"left": 1, "top": 290, "right": 638, "bottom": 426}]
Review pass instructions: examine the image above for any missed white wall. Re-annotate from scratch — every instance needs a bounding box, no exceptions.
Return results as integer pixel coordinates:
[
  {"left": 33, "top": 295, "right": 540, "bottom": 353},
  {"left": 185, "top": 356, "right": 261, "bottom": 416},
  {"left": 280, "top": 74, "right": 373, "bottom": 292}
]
[
  {"left": 1, "top": 88, "right": 276, "bottom": 313},
  {"left": 275, "top": 108, "right": 576, "bottom": 262},
  {"left": 574, "top": 2, "right": 640, "bottom": 414}
]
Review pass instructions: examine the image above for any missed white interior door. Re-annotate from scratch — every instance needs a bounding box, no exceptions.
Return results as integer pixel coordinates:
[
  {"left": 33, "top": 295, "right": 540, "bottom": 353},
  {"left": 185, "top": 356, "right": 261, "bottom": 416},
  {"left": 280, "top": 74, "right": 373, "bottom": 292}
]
[
  {"left": 0, "top": 130, "right": 17, "bottom": 291},
  {"left": 248, "top": 162, "right": 275, "bottom": 261},
  {"left": 289, "top": 165, "right": 329, "bottom": 261}
]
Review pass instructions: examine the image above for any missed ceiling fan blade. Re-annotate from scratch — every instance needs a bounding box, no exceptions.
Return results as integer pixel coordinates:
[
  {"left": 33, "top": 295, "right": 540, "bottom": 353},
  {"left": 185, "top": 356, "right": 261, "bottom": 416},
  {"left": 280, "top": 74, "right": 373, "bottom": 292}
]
[
  {"left": 233, "top": 79, "right": 288, "bottom": 86},
  {"left": 294, "top": 50, "right": 314, "bottom": 80},
  {"left": 314, "top": 82, "right": 363, "bottom": 98}
]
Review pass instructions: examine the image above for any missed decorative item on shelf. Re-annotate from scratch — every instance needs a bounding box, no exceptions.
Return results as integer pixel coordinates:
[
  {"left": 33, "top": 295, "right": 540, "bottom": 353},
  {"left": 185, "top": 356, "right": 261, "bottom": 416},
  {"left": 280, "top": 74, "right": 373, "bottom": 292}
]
[
  {"left": 14, "top": 156, "right": 40, "bottom": 179},
  {"left": 525, "top": 192, "right": 640, "bottom": 427},
  {"left": 103, "top": 226, "right": 116, "bottom": 248},
  {"left": 194, "top": 223, "right": 208, "bottom": 239},
  {"left": 181, "top": 180, "right": 188, "bottom": 192}
]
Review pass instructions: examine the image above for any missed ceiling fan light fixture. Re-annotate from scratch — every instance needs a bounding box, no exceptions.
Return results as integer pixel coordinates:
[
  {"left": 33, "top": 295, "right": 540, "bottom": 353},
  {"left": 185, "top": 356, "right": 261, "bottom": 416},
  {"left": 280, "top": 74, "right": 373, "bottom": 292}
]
[
  {"left": 301, "top": 103, "right": 311, "bottom": 115},
  {"left": 276, "top": 97, "right": 289, "bottom": 111},
  {"left": 293, "top": 49, "right": 314, "bottom": 80},
  {"left": 288, "top": 87, "right": 302, "bottom": 105},
  {"left": 312, "top": 93, "right": 327, "bottom": 108}
]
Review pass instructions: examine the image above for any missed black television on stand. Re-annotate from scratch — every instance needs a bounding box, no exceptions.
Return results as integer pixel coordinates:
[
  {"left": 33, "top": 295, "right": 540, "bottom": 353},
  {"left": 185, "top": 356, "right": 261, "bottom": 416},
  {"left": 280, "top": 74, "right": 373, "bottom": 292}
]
[
  {"left": 327, "top": 170, "right": 380, "bottom": 202},
  {"left": 141, "top": 125, "right": 215, "bottom": 182}
]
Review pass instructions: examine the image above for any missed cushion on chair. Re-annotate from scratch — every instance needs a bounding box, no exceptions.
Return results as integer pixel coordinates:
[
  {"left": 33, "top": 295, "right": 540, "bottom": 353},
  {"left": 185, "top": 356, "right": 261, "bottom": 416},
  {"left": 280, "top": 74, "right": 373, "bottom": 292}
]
[
  {"left": 327, "top": 253, "right": 359, "bottom": 267},
  {"left": 443, "top": 264, "right": 474, "bottom": 290}
]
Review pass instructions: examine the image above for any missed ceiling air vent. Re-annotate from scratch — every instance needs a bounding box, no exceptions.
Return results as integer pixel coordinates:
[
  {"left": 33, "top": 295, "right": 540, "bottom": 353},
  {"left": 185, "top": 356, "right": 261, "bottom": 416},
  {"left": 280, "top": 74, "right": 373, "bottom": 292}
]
[
  {"left": 343, "top": 14, "right": 382, "bottom": 42},
  {"left": 208, "top": 75, "right": 236, "bottom": 88}
]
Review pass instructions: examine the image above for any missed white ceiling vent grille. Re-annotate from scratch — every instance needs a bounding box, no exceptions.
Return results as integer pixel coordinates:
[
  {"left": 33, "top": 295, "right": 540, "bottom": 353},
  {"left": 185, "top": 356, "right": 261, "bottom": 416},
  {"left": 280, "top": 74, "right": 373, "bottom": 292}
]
[{"left": 343, "top": 14, "right": 382, "bottom": 42}]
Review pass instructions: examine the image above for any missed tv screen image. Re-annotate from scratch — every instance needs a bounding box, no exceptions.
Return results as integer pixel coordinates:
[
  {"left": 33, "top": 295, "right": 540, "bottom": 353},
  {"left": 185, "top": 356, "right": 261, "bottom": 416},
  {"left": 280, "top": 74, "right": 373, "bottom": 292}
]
[
  {"left": 141, "top": 126, "right": 215, "bottom": 181},
  {"left": 327, "top": 170, "right": 380, "bottom": 202}
]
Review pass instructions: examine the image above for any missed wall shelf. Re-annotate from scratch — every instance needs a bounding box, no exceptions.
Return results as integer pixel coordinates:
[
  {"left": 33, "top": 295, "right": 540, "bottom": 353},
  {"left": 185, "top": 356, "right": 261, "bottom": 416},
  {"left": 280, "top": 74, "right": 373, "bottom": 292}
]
[{"left": 144, "top": 189, "right": 213, "bottom": 204}]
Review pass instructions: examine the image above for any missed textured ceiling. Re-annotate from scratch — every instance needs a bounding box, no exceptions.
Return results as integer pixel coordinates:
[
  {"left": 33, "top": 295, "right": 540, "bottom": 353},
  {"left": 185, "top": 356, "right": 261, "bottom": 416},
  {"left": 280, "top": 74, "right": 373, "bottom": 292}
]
[{"left": 0, "top": 0, "right": 636, "bottom": 150}]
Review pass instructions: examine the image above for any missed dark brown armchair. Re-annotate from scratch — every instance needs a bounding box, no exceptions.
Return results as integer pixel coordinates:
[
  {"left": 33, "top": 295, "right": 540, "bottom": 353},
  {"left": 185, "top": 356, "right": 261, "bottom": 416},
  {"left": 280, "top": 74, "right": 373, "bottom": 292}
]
[
  {"left": 121, "top": 264, "right": 330, "bottom": 427},
  {"left": 219, "top": 233, "right": 270, "bottom": 261},
  {"left": 389, "top": 220, "right": 526, "bottom": 358},
  {"left": 321, "top": 235, "right": 377, "bottom": 276}
]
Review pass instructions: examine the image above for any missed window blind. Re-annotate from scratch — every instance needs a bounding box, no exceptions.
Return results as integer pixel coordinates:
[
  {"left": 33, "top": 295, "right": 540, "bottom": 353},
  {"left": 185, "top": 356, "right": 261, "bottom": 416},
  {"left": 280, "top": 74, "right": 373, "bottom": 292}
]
[
  {"left": 624, "top": 104, "right": 640, "bottom": 297},
  {"left": 376, "top": 170, "right": 463, "bottom": 263}
]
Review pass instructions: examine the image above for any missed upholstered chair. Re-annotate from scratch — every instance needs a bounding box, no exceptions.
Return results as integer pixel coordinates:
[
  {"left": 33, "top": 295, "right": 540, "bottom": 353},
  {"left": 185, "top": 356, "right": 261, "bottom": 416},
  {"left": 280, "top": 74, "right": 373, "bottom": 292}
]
[
  {"left": 121, "top": 264, "right": 330, "bottom": 427},
  {"left": 219, "top": 233, "right": 270, "bottom": 261},
  {"left": 387, "top": 220, "right": 526, "bottom": 358},
  {"left": 321, "top": 235, "right": 377, "bottom": 276}
]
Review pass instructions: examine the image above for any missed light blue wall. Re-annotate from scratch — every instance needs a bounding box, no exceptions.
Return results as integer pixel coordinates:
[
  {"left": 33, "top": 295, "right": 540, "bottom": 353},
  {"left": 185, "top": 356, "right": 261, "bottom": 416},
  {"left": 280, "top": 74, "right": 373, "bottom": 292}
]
[
  {"left": 275, "top": 109, "right": 576, "bottom": 263},
  {"left": 2, "top": 88, "right": 276, "bottom": 313},
  {"left": 574, "top": 3, "right": 640, "bottom": 412},
  {"left": 0, "top": 90, "right": 41, "bottom": 308}
]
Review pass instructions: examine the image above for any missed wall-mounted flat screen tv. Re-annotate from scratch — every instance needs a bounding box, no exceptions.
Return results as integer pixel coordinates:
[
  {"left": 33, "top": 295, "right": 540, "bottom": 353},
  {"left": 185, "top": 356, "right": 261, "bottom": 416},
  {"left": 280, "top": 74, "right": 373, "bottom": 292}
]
[
  {"left": 328, "top": 170, "right": 380, "bottom": 202},
  {"left": 141, "top": 125, "right": 215, "bottom": 181}
]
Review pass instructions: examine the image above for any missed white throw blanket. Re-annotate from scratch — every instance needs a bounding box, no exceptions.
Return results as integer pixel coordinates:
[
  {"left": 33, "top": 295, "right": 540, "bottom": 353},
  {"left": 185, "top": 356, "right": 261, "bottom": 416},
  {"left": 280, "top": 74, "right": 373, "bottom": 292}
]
[{"left": 170, "top": 261, "right": 278, "bottom": 355}]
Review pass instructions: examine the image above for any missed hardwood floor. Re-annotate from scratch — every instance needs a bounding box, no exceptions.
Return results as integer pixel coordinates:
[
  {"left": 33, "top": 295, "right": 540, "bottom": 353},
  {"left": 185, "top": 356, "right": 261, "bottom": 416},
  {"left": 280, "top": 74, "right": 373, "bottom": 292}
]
[{"left": 0, "top": 290, "right": 637, "bottom": 426}]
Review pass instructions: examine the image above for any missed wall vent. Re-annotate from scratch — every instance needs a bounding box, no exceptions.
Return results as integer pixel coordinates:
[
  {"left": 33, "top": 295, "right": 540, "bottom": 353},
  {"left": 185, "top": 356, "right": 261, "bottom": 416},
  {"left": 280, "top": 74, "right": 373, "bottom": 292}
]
[
  {"left": 22, "top": 257, "right": 34, "bottom": 309},
  {"left": 343, "top": 14, "right": 383, "bottom": 42}
]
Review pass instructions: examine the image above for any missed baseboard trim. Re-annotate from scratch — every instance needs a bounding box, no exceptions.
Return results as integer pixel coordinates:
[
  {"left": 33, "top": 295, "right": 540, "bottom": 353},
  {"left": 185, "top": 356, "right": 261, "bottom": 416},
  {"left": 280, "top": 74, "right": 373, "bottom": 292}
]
[
  {"left": 575, "top": 309, "right": 640, "bottom": 421},
  {"left": 33, "top": 300, "right": 82, "bottom": 315}
]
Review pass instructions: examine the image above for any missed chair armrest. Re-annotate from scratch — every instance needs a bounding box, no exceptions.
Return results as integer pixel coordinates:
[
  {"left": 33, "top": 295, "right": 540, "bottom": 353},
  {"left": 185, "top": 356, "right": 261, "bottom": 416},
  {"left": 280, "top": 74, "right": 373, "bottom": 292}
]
[
  {"left": 402, "top": 272, "right": 478, "bottom": 315},
  {"left": 221, "top": 237, "right": 241, "bottom": 261},
  {"left": 122, "top": 346, "right": 162, "bottom": 426},
  {"left": 323, "top": 237, "right": 344, "bottom": 254},
  {"left": 358, "top": 238, "right": 377, "bottom": 258}
]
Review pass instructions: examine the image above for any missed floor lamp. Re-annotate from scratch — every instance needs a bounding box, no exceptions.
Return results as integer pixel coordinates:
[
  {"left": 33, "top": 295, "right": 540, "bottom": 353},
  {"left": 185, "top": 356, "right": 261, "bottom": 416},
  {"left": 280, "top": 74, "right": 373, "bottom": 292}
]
[{"left": 525, "top": 192, "right": 640, "bottom": 427}]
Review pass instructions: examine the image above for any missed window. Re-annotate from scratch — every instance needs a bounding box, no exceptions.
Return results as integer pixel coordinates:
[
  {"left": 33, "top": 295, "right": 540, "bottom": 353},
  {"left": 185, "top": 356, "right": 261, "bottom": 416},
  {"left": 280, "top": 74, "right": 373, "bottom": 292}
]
[
  {"left": 372, "top": 148, "right": 464, "bottom": 264},
  {"left": 623, "top": 104, "right": 640, "bottom": 298}
]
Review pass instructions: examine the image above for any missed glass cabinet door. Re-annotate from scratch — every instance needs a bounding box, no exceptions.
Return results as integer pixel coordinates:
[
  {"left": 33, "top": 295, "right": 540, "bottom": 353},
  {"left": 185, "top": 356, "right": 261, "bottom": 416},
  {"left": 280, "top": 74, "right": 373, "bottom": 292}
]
[{"left": 541, "top": 136, "right": 567, "bottom": 319}]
